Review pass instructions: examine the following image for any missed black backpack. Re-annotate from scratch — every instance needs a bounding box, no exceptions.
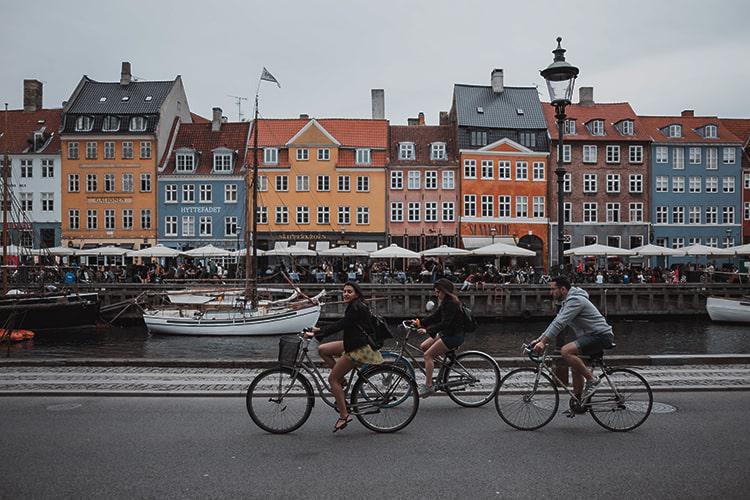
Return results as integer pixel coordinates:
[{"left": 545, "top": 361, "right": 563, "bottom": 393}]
[
  {"left": 361, "top": 312, "right": 393, "bottom": 350},
  {"left": 460, "top": 303, "right": 478, "bottom": 333}
]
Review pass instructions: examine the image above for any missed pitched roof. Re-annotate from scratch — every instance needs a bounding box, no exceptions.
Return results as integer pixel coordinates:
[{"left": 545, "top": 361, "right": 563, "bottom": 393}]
[
  {"left": 720, "top": 118, "right": 750, "bottom": 147},
  {"left": 452, "top": 84, "right": 547, "bottom": 129},
  {"left": 161, "top": 121, "right": 251, "bottom": 175},
  {"left": 190, "top": 112, "right": 211, "bottom": 124},
  {"left": 250, "top": 118, "right": 388, "bottom": 148},
  {"left": 66, "top": 77, "right": 176, "bottom": 114},
  {"left": 389, "top": 125, "right": 457, "bottom": 165},
  {"left": 0, "top": 108, "right": 62, "bottom": 154},
  {"left": 542, "top": 102, "right": 651, "bottom": 142},
  {"left": 638, "top": 115, "right": 742, "bottom": 144}
]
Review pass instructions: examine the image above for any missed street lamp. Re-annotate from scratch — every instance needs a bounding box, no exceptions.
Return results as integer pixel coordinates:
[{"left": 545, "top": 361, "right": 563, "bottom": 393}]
[
  {"left": 490, "top": 226, "right": 496, "bottom": 244},
  {"left": 541, "top": 36, "right": 579, "bottom": 276}
]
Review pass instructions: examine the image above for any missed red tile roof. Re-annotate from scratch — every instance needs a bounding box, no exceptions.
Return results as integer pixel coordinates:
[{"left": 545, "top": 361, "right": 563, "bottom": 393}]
[
  {"left": 0, "top": 108, "right": 62, "bottom": 154},
  {"left": 638, "top": 115, "right": 742, "bottom": 144},
  {"left": 389, "top": 125, "right": 457, "bottom": 165},
  {"left": 161, "top": 121, "right": 251, "bottom": 175},
  {"left": 542, "top": 102, "right": 650, "bottom": 142},
  {"left": 720, "top": 118, "right": 750, "bottom": 147},
  {"left": 250, "top": 118, "right": 388, "bottom": 148},
  {"left": 190, "top": 112, "right": 211, "bottom": 124}
]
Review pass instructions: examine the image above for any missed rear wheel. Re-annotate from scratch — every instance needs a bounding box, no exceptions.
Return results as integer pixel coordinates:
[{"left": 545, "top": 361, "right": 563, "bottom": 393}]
[
  {"left": 495, "top": 368, "right": 558, "bottom": 431},
  {"left": 350, "top": 365, "right": 419, "bottom": 433},
  {"left": 443, "top": 351, "right": 500, "bottom": 407},
  {"left": 246, "top": 368, "right": 314, "bottom": 434},
  {"left": 588, "top": 368, "right": 652, "bottom": 432}
]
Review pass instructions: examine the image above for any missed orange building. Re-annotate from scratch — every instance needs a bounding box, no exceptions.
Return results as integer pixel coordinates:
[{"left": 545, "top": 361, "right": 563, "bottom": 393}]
[{"left": 460, "top": 138, "right": 549, "bottom": 268}]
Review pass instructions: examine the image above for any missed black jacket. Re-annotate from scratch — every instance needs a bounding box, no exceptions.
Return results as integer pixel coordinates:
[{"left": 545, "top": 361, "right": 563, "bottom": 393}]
[
  {"left": 315, "top": 299, "right": 371, "bottom": 352},
  {"left": 420, "top": 298, "right": 464, "bottom": 338}
]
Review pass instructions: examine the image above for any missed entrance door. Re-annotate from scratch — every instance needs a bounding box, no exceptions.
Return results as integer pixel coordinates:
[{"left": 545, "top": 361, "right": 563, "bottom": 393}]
[{"left": 518, "top": 234, "right": 544, "bottom": 270}]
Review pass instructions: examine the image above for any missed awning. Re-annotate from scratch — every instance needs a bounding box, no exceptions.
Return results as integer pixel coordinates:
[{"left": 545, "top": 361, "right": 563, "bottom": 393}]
[
  {"left": 315, "top": 241, "right": 330, "bottom": 251},
  {"left": 356, "top": 242, "right": 378, "bottom": 252},
  {"left": 461, "top": 236, "right": 516, "bottom": 249}
]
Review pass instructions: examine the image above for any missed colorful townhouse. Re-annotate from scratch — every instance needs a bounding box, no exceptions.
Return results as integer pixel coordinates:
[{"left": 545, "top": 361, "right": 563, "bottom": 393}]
[
  {"left": 387, "top": 117, "right": 459, "bottom": 251},
  {"left": 60, "top": 62, "right": 192, "bottom": 251},
  {"left": 640, "top": 111, "right": 743, "bottom": 261},
  {"left": 0, "top": 80, "right": 62, "bottom": 249},
  {"left": 249, "top": 116, "right": 388, "bottom": 251},
  {"left": 157, "top": 108, "right": 249, "bottom": 251},
  {"left": 720, "top": 118, "right": 750, "bottom": 244},
  {"left": 543, "top": 88, "right": 651, "bottom": 267}
]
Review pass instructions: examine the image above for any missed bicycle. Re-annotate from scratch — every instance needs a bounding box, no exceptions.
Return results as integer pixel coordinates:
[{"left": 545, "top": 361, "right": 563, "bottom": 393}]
[
  {"left": 380, "top": 321, "right": 501, "bottom": 407},
  {"left": 246, "top": 331, "right": 419, "bottom": 434},
  {"left": 495, "top": 342, "right": 652, "bottom": 432}
]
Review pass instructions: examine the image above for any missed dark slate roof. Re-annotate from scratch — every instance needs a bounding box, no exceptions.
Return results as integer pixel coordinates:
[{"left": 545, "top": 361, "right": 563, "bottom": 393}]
[
  {"left": 453, "top": 84, "right": 547, "bottom": 130},
  {"left": 61, "top": 114, "right": 159, "bottom": 134},
  {"left": 67, "top": 77, "right": 176, "bottom": 114}
]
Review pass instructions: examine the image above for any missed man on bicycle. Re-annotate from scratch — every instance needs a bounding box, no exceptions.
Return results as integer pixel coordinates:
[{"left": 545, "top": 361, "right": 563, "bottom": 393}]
[{"left": 532, "top": 276, "right": 614, "bottom": 401}]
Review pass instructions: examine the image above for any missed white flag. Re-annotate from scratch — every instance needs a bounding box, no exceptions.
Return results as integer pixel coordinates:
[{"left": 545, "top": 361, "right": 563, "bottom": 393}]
[{"left": 260, "top": 67, "right": 281, "bottom": 88}]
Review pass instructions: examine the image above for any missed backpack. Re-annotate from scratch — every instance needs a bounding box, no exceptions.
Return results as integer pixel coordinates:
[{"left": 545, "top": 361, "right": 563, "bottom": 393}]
[
  {"left": 362, "top": 312, "right": 393, "bottom": 350},
  {"left": 460, "top": 303, "right": 478, "bottom": 333}
]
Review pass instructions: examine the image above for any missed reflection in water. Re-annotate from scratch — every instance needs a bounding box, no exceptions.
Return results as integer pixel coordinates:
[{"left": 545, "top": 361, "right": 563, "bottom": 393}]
[{"left": 2, "top": 318, "right": 748, "bottom": 360}]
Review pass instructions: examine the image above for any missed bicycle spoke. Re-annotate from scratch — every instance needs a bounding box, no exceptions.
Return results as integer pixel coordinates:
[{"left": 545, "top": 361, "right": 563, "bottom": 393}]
[
  {"left": 247, "top": 368, "right": 314, "bottom": 434},
  {"left": 495, "top": 368, "right": 558, "bottom": 431},
  {"left": 589, "top": 368, "right": 652, "bottom": 432},
  {"left": 444, "top": 352, "right": 500, "bottom": 408},
  {"left": 351, "top": 365, "right": 419, "bottom": 433}
]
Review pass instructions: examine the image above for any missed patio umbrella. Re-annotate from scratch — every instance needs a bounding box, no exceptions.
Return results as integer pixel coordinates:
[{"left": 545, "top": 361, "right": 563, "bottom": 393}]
[
  {"left": 318, "top": 246, "right": 370, "bottom": 257},
  {"left": 472, "top": 242, "right": 536, "bottom": 257},
  {"left": 724, "top": 243, "right": 750, "bottom": 256},
  {"left": 232, "top": 247, "right": 266, "bottom": 257},
  {"left": 631, "top": 244, "right": 683, "bottom": 257},
  {"left": 420, "top": 245, "right": 471, "bottom": 257},
  {"left": 182, "top": 244, "right": 233, "bottom": 257},
  {"left": 369, "top": 244, "right": 421, "bottom": 259},
  {"left": 564, "top": 244, "right": 635, "bottom": 257},
  {"left": 265, "top": 243, "right": 317, "bottom": 257},
  {"left": 677, "top": 243, "right": 734, "bottom": 257},
  {"left": 77, "top": 245, "right": 131, "bottom": 257},
  {"left": 127, "top": 244, "right": 182, "bottom": 258},
  {"left": 1, "top": 244, "right": 32, "bottom": 256},
  {"left": 36, "top": 246, "right": 78, "bottom": 257}
]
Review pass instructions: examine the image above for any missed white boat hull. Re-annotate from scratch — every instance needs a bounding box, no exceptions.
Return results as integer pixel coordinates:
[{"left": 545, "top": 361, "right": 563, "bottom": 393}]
[{"left": 706, "top": 297, "right": 750, "bottom": 323}]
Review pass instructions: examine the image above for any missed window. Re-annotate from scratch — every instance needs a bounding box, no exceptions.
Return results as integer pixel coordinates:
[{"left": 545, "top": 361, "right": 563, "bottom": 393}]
[
  {"left": 198, "top": 216, "right": 211, "bottom": 236},
  {"left": 356, "top": 176, "right": 369, "bottom": 192},
  {"left": 296, "top": 175, "right": 309, "bottom": 192},
  {"left": 355, "top": 149, "right": 371, "bottom": 165},
  {"left": 276, "top": 175, "right": 288, "bottom": 191},
  {"left": 163, "top": 184, "right": 177, "bottom": 203},
  {"left": 687, "top": 176, "right": 701, "bottom": 193},
  {"left": 463, "top": 195, "right": 476, "bottom": 217},
  {"left": 86, "top": 142, "right": 97, "bottom": 160},
  {"left": 41, "top": 159, "right": 54, "bottom": 178},
  {"left": 431, "top": 143, "right": 446, "bottom": 160},
  {"left": 256, "top": 208, "right": 267, "bottom": 225},
  {"left": 356, "top": 207, "right": 369, "bottom": 225},
  {"left": 264, "top": 148, "right": 278, "bottom": 164},
  {"left": 563, "top": 202, "right": 571, "bottom": 223},
  {"left": 564, "top": 119, "right": 576, "bottom": 135},
  {"left": 317, "top": 206, "right": 330, "bottom": 225},
  {"left": 583, "top": 145, "right": 597, "bottom": 163},
  {"left": 723, "top": 148, "right": 736, "bottom": 164},
  {"left": 390, "top": 202, "right": 403, "bottom": 222},
  {"left": 86, "top": 173, "right": 97, "bottom": 192},
  {"left": 275, "top": 206, "right": 289, "bottom": 224},
  {"left": 104, "top": 173, "right": 115, "bottom": 192},
  {"left": 122, "top": 141, "right": 133, "bottom": 159},
  {"left": 704, "top": 125, "right": 718, "bottom": 138},
  {"left": 69, "top": 209, "right": 80, "bottom": 230},
  {"left": 163, "top": 216, "right": 177, "bottom": 237},
  {"left": 583, "top": 173, "right": 597, "bottom": 193},
  {"left": 669, "top": 124, "right": 682, "bottom": 137},
  {"left": 606, "top": 145, "right": 620, "bottom": 163},
  {"left": 606, "top": 174, "right": 620, "bottom": 193},
  {"left": 425, "top": 202, "right": 438, "bottom": 222},
  {"left": 672, "top": 237, "right": 684, "bottom": 249},
  {"left": 408, "top": 202, "right": 421, "bottom": 222},
  {"left": 398, "top": 142, "right": 415, "bottom": 160},
  {"left": 122, "top": 173, "right": 133, "bottom": 193},
  {"left": 706, "top": 207, "right": 718, "bottom": 224},
  {"left": 621, "top": 120, "right": 634, "bottom": 136},
  {"left": 104, "top": 142, "right": 115, "bottom": 159},
  {"left": 317, "top": 175, "right": 329, "bottom": 191},
  {"left": 20, "top": 159, "right": 33, "bottom": 178},
  {"left": 258, "top": 175, "right": 268, "bottom": 192},
  {"left": 672, "top": 176, "right": 685, "bottom": 193},
  {"left": 102, "top": 115, "right": 120, "bottom": 132},
  {"left": 689, "top": 206, "right": 701, "bottom": 225},
  {"left": 706, "top": 237, "right": 718, "bottom": 247},
  {"left": 182, "top": 184, "right": 195, "bottom": 203},
  {"left": 141, "top": 209, "right": 152, "bottom": 229},
  {"left": 724, "top": 235, "right": 735, "bottom": 248},
  {"left": 519, "top": 132, "right": 536, "bottom": 148},
  {"left": 140, "top": 141, "right": 152, "bottom": 159},
  {"left": 673, "top": 148, "right": 685, "bottom": 169},
  {"left": 655, "top": 176, "right": 668, "bottom": 192},
  {"left": 317, "top": 148, "right": 330, "bottom": 161},
  {"left": 498, "top": 195, "right": 511, "bottom": 217},
  {"left": 338, "top": 206, "right": 350, "bottom": 225},
  {"left": 606, "top": 203, "right": 620, "bottom": 222},
  {"left": 563, "top": 173, "right": 571, "bottom": 193},
  {"left": 338, "top": 175, "right": 350, "bottom": 192},
  {"left": 442, "top": 202, "right": 454, "bottom": 222},
  {"left": 629, "top": 174, "right": 643, "bottom": 193},
  {"left": 68, "top": 142, "right": 79, "bottom": 160},
  {"left": 744, "top": 173, "right": 750, "bottom": 189},
  {"left": 87, "top": 209, "right": 97, "bottom": 230},
  {"left": 225, "top": 184, "right": 237, "bottom": 203},
  {"left": 562, "top": 144, "right": 572, "bottom": 163},
  {"left": 129, "top": 116, "right": 147, "bottom": 132},
  {"left": 442, "top": 170, "right": 455, "bottom": 189},
  {"left": 123, "top": 209, "right": 133, "bottom": 230},
  {"left": 296, "top": 148, "right": 309, "bottom": 161},
  {"left": 515, "top": 196, "right": 528, "bottom": 218},
  {"left": 705, "top": 176, "right": 718, "bottom": 193},
  {"left": 630, "top": 235, "right": 644, "bottom": 249},
  {"left": 584, "top": 235, "right": 598, "bottom": 245},
  {"left": 689, "top": 147, "right": 701, "bottom": 164},
  {"left": 723, "top": 206, "right": 735, "bottom": 224},
  {"left": 533, "top": 162, "right": 545, "bottom": 181},
  {"left": 481, "top": 195, "right": 494, "bottom": 217},
  {"left": 470, "top": 130, "right": 488, "bottom": 146},
  {"left": 515, "top": 161, "right": 528, "bottom": 180},
  {"left": 583, "top": 203, "right": 598, "bottom": 222},
  {"left": 655, "top": 146, "right": 668, "bottom": 163},
  {"left": 41, "top": 192, "right": 53, "bottom": 212},
  {"left": 463, "top": 159, "right": 476, "bottom": 178},
  {"left": 407, "top": 171, "right": 420, "bottom": 189},
  {"left": 532, "top": 196, "right": 545, "bottom": 218},
  {"left": 481, "top": 160, "right": 493, "bottom": 179},
  {"left": 656, "top": 206, "right": 668, "bottom": 224},
  {"left": 198, "top": 184, "right": 212, "bottom": 203},
  {"left": 20, "top": 192, "right": 32, "bottom": 211},
  {"left": 707, "top": 148, "right": 718, "bottom": 169},
  {"left": 176, "top": 153, "right": 194, "bottom": 172},
  {"left": 629, "top": 203, "right": 643, "bottom": 222},
  {"left": 624, "top": 145, "right": 641, "bottom": 164},
  {"left": 591, "top": 120, "right": 605, "bottom": 136},
  {"left": 104, "top": 209, "right": 115, "bottom": 230},
  {"left": 68, "top": 174, "right": 80, "bottom": 192},
  {"left": 745, "top": 202, "right": 750, "bottom": 221},
  {"left": 75, "top": 116, "right": 94, "bottom": 131},
  {"left": 178, "top": 214, "right": 195, "bottom": 236},
  {"left": 390, "top": 171, "right": 403, "bottom": 189},
  {"left": 296, "top": 206, "right": 309, "bottom": 225},
  {"left": 140, "top": 173, "right": 152, "bottom": 192},
  {"left": 425, "top": 171, "right": 437, "bottom": 189},
  {"left": 672, "top": 206, "right": 685, "bottom": 224},
  {"left": 214, "top": 153, "right": 232, "bottom": 172}
]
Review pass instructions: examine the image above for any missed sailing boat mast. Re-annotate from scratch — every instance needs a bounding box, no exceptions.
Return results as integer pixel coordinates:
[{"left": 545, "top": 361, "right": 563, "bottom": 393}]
[
  {"left": 2, "top": 103, "right": 9, "bottom": 294},
  {"left": 247, "top": 94, "right": 260, "bottom": 307}
]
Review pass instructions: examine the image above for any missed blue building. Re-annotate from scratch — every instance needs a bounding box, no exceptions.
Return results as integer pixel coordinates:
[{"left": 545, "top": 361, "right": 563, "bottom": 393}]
[
  {"left": 157, "top": 108, "right": 249, "bottom": 251},
  {"left": 641, "top": 111, "right": 743, "bottom": 263}
]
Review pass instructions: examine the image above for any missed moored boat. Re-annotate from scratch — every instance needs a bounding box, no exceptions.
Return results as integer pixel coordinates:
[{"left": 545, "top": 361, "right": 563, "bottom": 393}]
[{"left": 706, "top": 296, "right": 750, "bottom": 323}]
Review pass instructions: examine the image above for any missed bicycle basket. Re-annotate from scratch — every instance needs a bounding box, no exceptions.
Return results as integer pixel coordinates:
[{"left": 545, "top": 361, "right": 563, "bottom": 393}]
[{"left": 278, "top": 336, "right": 302, "bottom": 368}]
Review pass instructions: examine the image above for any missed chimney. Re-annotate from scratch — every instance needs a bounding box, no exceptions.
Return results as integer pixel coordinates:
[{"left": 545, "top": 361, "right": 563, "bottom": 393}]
[
  {"left": 681, "top": 109, "right": 694, "bottom": 117},
  {"left": 211, "top": 107, "right": 222, "bottom": 132},
  {"left": 418, "top": 112, "right": 425, "bottom": 126},
  {"left": 299, "top": 113, "right": 309, "bottom": 119},
  {"left": 407, "top": 118, "right": 419, "bottom": 126},
  {"left": 120, "top": 61, "right": 132, "bottom": 86},
  {"left": 371, "top": 89, "right": 385, "bottom": 119},
  {"left": 491, "top": 69, "right": 504, "bottom": 94},
  {"left": 23, "top": 79, "right": 43, "bottom": 112},
  {"left": 579, "top": 87, "right": 594, "bottom": 106},
  {"left": 439, "top": 111, "right": 449, "bottom": 126}
]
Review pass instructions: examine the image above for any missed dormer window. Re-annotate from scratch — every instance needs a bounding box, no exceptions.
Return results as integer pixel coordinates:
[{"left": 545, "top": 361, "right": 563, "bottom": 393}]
[
  {"left": 669, "top": 124, "right": 682, "bottom": 138},
  {"left": 564, "top": 119, "right": 576, "bottom": 135},
  {"left": 263, "top": 147, "right": 278, "bottom": 165},
  {"left": 213, "top": 150, "right": 233, "bottom": 172},
  {"left": 129, "top": 116, "right": 147, "bottom": 132},
  {"left": 620, "top": 120, "right": 634, "bottom": 136},
  {"left": 399, "top": 142, "right": 415, "bottom": 160},
  {"left": 356, "top": 148, "right": 371, "bottom": 165},
  {"left": 704, "top": 125, "right": 717, "bottom": 138},
  {"left": 430, "top": 142, "right": 446, "bottom": 160},
  {"left": 75, "top": 116, "right": 94, "bottom": 132},
  {"left": 590, "top": 120, "right": 605, "bottom": 136},
  {"left": 176, "top": 151, "right": 196, "bottom": 172},
  {"left": 102, "top": 116, "right": 120, "bottom": 132}
]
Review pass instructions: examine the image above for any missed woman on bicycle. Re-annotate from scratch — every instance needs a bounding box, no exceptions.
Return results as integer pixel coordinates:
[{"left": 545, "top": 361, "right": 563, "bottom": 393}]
[
  {"left": 307, "top": 281, "right": 382, "bottom": 432},
  {"left": 413, "top": 278, "right": 465, "bottom": 397}
]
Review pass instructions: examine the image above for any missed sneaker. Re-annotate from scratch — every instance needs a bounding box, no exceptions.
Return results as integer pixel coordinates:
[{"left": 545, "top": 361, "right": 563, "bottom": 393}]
[
  {"left": 417, "top": 384, "right": 433, "bottom": 398},
  {"left": 582, "top": 378, "right": 600, "bottom": 401}
]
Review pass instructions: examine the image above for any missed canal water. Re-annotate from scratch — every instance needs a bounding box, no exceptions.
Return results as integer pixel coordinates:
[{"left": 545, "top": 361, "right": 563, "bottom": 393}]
[{"left": 2, "top": 318, "right": 748, "bottom": 359}]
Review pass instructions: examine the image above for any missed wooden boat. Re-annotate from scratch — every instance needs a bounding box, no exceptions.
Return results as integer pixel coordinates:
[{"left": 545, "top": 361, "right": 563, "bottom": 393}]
[
  {"left": 706, "top": 296, "right": 750, "bottom": 323},
  {"left": 0, "top": 290, "right": 100, "bottom": 332}
]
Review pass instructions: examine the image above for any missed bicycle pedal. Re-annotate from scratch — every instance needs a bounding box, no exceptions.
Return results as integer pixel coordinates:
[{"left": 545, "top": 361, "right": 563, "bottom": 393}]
[{"left": 563, "top": 410, "right": 576, "bottom": 418}]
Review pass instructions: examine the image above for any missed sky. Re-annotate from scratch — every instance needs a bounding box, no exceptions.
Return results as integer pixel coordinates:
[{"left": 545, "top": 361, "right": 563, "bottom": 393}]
[{"left": 2, "top": 0, "right": 750, "bottom": 125}]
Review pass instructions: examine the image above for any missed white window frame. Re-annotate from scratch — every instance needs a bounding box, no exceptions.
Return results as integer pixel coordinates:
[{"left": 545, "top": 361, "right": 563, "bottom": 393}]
[
  {"left": 356, "top": 175, "right": 369, "bottom": 192},
  {"left": 398, "top": 142, "right": 415, "bottom": 160},
  {"left": 515, "top": 161, "right": 528, "bottom": 181},
  {"left": 705, "top": 176, "right": 718, "bottom": 193},
  {"left": 629, "top": 203, "right": 643, "bottom": 223},
  {"left": 723, "top": 148, "right": 736, "bottom": 164},
  {"left": 276, "top": 175, "right": 288, "bottom": 192},
  {"left": 430, "top": 143, "right": 446, "bottom": 160},
  {"left": 689, "top": 147, "right": 701, "bottom": 164},
  {"left": 224, "top": 184, "right": 237, "bottom": 203},
  {"left": 355, "top": 148, "right": 371, "bottom": 165},
  {"left": 337, "top": 175, "right": 350, "bottom": 192},
  {"left": 425, "top": 171, "right": 438, "bottom": 190},
  {"left": 606, "top": 202, "right": 620, "bottom": 223},
  {"left": 442, "top": 170, "right": 455, "bottom": 189},
  {"left": 198, "top": 215, "right": 212, "bottom": 236},
  {"left": 533, "top": 162, "right": 545, "bottom": 181},
  {"left": 263, "top": 148, "right": 278, "bottom": 165},
  {"left": 317, "top": 175, "right": 329, "bottom": 192},
  {"left": 583, "top": 203, "right": 598, "bottom": 223},
  {"left": 356, "top": 207, "right": 369, "bottom": 225},
  {"left": 296, "top": 206, "right": 310, "bottom": 225},
  {"left": 656, "top": 146, "right": 668, "bottom": 163},
  {"left": 317, "top": 148, "right": 330, "bottom": 161},
  {"left": 463, "top": 159, "right": 476, "bottom": 179},
  {"left": 515, "top": 196, "right": 528, "bottom": 218},
  {"left": 390, "top": 202, "right": 403, "bottom": 222},
  {"left": 707, "top": 148, "right": 718, "bottom": 169},
  {"left": 165, "top": 185, "right": 178, "bottom": 203},
  {"left": 688, "top": 176, "right": 701, "bottom": 193},
  {"left": 606, "top": 174, "right": 621, "bottom": 193},
  {"left": 296, "top": 175, "right": 310, "bottom": 192},
  {"left": 481, "top": 160, "right": 494, "bottom": 179},
  {"left": 182, "top": 216, "right": 195, "bottom": 236},
  {"left": 498, "top": 195, "right": 511, "bottom": 218},
  {"left": 213, "top": 153, "right": 232, "bottom": 172},
  {"left": 629, "top": 174, "right": 643, "bottom": 193},
  {"left": 583, "top": 173, "right": 597, "bottom": 193},
  {"left": 296, "top": 148, "right": 309, "bottom": 161},
  {"left": 407, "top": 171, "right": 420, "bottom": 190},
  {"left": 425, "top": 201, "right": 438, "bottom": 222},
  {"left": 583, "top": 145, "right": 597, "bottom": 163},
  {"left": 606, "top": 145, "right": 620, "bottom": 163},
  {"left": 390, "top": 171, "right": 403, "bottom": 190},
  {"left": 164, "top": 216, "right": 178, "bottom": 237},
  {"left": 463, "top": 195, "right": 476, "bottom": 217},
  {"left": 408, "top": 202, "right": 421, "bottom": 222},
  {"left": 441, "top": 202, "right": 454, "bottom": 222},
  {"left": 672, "top": 176, "right": 685, "bottom": 193},
  {"left": 673, "top": 147, "right": 685, "bottom": 170}
]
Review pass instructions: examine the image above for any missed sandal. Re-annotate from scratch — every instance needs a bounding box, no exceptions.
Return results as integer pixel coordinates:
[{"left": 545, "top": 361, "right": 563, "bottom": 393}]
[{"left": 333, "top": 416, "right": 352, "bottom": 433}]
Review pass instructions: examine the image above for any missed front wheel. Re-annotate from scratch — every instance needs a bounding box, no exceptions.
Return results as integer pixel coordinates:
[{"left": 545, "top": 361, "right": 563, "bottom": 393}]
[
  {"left": 246, "top": 367, "right": 314, "bottom": 434},
  {"left": 495, "top": 368, "right": 559, "bottom": 431},
  {"left": 588, "top": 368, "right": 653, "bottom": 432},
  {"left": 350, "top": 365, "right": 419, "bottom": 433},
  {"left": 443, "top": 351, "right": 500, "bottom": 407}
]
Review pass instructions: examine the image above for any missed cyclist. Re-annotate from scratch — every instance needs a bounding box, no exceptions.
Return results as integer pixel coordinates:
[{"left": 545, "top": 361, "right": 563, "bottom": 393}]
[
  {"left": 307, "top": 281, "right": 382, "bottom": 432},
  {"left": 531, "top": 276, "right": 614, "bottom": 402},
  {"left": 413, "top": 278, "right": 465, "bottom": 398}
]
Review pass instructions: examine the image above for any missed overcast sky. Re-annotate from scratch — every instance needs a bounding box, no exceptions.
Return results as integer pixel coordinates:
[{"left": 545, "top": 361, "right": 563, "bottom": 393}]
[{"left": 3, "top": 0, "right": 749, "bottom": 125}]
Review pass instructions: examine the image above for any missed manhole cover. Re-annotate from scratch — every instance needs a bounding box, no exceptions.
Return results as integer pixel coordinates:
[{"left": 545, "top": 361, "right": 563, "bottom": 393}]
[
  {"left": 650, "top": 402, "right": 677, "bottom": 413},
  {"left": 46, "top": 403, "right": 82, "bottom": 412}
]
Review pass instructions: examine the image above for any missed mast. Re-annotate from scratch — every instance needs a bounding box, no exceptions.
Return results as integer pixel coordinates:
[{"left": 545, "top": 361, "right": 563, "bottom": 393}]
[
  {"left": 2, "top": 103, "right": 8, "bottom": 294},
  {"left": 247, "top": 94, "right": 260, "bottom": 307}
]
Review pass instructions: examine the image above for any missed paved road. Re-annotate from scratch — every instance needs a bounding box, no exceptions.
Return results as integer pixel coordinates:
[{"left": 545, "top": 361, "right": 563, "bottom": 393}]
[{"left": 1, "top": 393, "right": 747, "bottom": 499}]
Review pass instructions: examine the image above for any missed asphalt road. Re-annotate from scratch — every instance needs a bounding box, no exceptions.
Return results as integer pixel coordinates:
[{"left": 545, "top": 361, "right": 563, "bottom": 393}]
[{"left": 1, "top": 393, "right": 747, "bottom": 499}]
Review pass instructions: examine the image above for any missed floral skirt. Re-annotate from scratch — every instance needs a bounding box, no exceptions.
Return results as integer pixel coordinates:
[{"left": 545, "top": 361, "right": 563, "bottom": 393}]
[{"left": 344, "top": 345, "right": 383, "bottom": 365}]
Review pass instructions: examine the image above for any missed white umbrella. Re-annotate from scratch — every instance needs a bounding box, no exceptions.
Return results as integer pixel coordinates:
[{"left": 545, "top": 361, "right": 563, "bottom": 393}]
[
  {"left": 127, "top": 244, "right": 182, "bottom": 258},
  {"left": 265, "top": 244, "right": 317, "bottom": 257},
  {"left": 1, "top": 244, "right": 32, "bottom": 256},
  {"left": 725, "top": 243, "right": 750, "bottom": 256},
  {"left": 472, "top": 242, "right": 536, "bottom": 257},
  {"left": 29, "top": 246, "right": 77, "bottom": 256},
  {"left": 420, "top": 245, "right": 471, "bottom": 257},
  {"left": 318, "top": 246, "right": 370, "bottom": 257},
  {"left": 631, "top": 244, "right": 683, "bottom": 257},
  {"left": 678, "top": 243, "right": 734, "bottom": 257},
  {"left": 564, "top": 244, "right": 635, "bottom": 257},
  {"left": 182, "top": 244, "right": 233, "bottom": 257},
  {"left": 232, "top": 247, "right": 266, "bottom": 257},
  {"left": 369, "top": 244, "right": 421, "bottom": 259},
  {"left": 77, "top": 245, "right": 130, "bottom": 256}
]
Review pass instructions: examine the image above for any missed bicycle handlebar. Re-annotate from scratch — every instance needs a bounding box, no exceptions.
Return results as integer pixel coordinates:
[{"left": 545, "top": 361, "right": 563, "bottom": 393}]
[{"left": 522, "top": 342, "right": 545, "bottom": 364}]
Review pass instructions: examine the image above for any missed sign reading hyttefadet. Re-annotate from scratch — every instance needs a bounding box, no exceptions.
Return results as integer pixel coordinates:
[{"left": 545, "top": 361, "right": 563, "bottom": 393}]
[{"left": 180, "top": 206, "right": 222, "bottom": 214}]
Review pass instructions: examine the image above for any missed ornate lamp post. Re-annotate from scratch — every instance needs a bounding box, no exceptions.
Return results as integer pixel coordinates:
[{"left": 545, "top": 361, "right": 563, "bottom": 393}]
[
  {"left": 541, "top": 37, "right": 579, "bottom": 275},
  {"left": 490, "top": 226, "right": 497, "bottom": 244}
]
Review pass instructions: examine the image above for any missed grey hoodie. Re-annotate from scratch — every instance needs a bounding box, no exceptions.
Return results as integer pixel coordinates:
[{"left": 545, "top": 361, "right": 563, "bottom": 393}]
[{"left": 541, "top": 287, "right": 613, "bottom": 341}]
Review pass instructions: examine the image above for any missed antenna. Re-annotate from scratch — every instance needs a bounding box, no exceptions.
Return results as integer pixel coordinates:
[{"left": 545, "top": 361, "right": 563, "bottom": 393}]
[{"left": 227, "top": 95, "right": 249, "bottom": 121}]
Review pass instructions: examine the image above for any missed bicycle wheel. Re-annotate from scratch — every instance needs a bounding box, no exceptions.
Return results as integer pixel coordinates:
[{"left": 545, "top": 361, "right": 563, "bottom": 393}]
[
  {"left": 350, "top": 365, "right": 419, "bottom": 433},
  {"left": 495, "top": 368, "right": 559, "bottom": 431},
  {"left": 246, "top": 367, "right": 314, "bottom": 434},
  {"left": 443, "top": 351, "right": 500, "bottom": 408},
  {"left": 588, "top": 368, "right": 652, "bottom": 432}
]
